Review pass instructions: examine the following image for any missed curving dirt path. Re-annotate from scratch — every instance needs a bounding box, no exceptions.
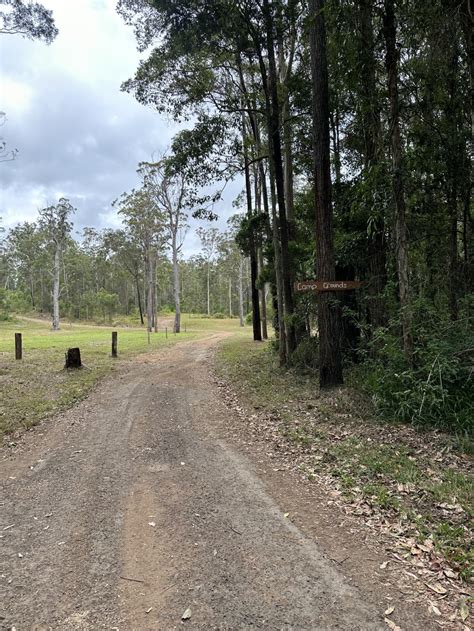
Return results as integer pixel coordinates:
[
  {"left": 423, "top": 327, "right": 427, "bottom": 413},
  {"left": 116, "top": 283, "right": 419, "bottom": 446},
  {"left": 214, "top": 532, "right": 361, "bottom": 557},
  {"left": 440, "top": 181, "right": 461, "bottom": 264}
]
[{"left": 1, "top": 334, "right": 413, "bottom": 630}]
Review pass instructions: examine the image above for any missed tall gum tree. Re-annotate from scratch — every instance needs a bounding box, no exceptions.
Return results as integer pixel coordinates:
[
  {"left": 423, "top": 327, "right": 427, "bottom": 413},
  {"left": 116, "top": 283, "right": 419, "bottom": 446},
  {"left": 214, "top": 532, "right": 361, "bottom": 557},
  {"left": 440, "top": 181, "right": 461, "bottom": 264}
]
[
  {"left": 38, "top": 198, "right": 75, "bottom": 331},
  {"left": 114, "top": 186, "right": 166, "bottom": 333},
  {"left": 309, "top": 0, "right": 343, "bottom": 387},
  {"left": 140, "top": 159, "right": 189, "bottom": 334},
  {"left": 383, "top": 0, "right": 413, "bottom": 361}
]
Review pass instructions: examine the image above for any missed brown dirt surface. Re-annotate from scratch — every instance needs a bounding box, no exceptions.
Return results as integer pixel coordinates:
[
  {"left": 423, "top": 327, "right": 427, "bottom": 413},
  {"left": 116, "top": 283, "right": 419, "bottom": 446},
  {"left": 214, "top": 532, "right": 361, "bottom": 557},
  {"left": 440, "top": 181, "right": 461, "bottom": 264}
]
[{"left": 1, "top": 334, "right": 438, "bottom": 630}]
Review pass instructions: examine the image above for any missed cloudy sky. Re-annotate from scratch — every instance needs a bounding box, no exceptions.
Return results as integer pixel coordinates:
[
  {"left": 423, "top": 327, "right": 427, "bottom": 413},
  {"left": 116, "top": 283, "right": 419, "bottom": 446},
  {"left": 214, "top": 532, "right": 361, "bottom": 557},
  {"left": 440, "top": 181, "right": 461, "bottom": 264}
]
[{"left": 0, "top": 0, "right": 240, "bottom": 254}]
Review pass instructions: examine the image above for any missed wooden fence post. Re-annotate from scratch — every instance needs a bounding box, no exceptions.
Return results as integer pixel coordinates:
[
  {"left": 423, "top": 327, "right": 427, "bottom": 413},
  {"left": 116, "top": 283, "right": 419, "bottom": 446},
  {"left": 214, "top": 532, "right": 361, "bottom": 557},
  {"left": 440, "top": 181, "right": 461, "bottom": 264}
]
[
  {"left": 165, "top": 327, "right": 168, "bottom": 339},
  {"left": 112, "top": 331, "right": 118, "bottom": 358},
  {"left": 15, "top": 333, "right": 22, "bottom": 360}
]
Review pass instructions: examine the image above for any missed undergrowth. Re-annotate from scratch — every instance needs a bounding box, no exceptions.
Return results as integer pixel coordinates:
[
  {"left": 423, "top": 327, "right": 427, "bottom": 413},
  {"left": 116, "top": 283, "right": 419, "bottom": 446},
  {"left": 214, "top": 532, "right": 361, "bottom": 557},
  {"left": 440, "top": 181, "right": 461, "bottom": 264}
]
[{"left": 217, "top": 336, "right": 474, "bottom": 581}]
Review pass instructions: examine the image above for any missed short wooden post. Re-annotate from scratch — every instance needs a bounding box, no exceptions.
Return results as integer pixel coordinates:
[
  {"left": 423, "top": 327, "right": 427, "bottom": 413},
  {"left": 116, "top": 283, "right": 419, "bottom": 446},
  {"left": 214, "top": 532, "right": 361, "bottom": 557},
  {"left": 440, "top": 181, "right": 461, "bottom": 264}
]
[
  {"left": 15, "top": 333, "right": 22, "bottom": 360},
  {"left": 165, "top": 327, "right": 168, "bottom": 339},
  {"left": 112, "top": 331, "right": 118, "bottom": 358}
]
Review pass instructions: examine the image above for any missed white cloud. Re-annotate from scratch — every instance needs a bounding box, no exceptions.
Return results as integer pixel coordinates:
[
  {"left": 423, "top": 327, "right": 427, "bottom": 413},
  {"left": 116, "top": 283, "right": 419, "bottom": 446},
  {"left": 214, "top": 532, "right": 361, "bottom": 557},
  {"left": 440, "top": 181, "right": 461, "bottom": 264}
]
[
  {"left": 0, "top": 0, "right": 241, "bottom": 255},
  {"left": 1, "top": 78, "right": 33, "bottom": 113}
]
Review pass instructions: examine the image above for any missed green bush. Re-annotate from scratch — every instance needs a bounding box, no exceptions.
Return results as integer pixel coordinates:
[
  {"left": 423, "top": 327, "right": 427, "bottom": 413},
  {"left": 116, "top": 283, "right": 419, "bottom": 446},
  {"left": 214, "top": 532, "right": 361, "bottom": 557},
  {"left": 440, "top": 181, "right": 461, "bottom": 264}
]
[
  {"left": 0, "top": 288, "right": 10, "bottom": 320},
  {"left": 288, "top": 336, "right": 320, "bottom": 371},
  {"left": 357, "top": 300, "right": 474, "bottom": 437},
  {"left": 212, "top": 312, "right": 226, "bottom": 319},
  {"left": 5, "top": 289, "right": 31, "bottom": 313},
  {"left": 245, "top": 312, "right": 252, "bottom": 324}
]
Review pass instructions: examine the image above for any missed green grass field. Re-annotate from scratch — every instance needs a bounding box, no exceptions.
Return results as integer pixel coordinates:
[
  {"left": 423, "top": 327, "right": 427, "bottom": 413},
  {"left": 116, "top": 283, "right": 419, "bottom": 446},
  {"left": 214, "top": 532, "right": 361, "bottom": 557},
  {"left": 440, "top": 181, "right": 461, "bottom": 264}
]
[{"left": 0, "top": 314, "right": 250, "bottom": 437}]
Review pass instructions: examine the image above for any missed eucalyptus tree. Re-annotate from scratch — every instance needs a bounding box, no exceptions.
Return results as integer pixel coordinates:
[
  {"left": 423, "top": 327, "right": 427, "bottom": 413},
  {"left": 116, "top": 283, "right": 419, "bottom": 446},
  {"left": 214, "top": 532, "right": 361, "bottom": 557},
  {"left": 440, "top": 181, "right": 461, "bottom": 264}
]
[
  {"left": 102, "top": 228, "right": 145, "bottom": 324},
  {"left": 139, "top": 159, "right": 189, "bottom": 333},
  {"left": 117, "top": 0, "right": 306, "bottom": 356},
  {"left": 196, "top": 227, "right": 222, "bottom": 317},
  {"left": 38, "top": 198, "right": 75, "bottom": 330},
  {"left": 0, "top": 0, "right": 57, "bottom": 42},
  {"left": 309, "top": 0, "right": 343, "bottom": 387},
  {"left": 113, "top": 186, "right": 166, "bottom": 332},
  {"left": 6, "top": 222, "right": 44, "bottom": 309}
]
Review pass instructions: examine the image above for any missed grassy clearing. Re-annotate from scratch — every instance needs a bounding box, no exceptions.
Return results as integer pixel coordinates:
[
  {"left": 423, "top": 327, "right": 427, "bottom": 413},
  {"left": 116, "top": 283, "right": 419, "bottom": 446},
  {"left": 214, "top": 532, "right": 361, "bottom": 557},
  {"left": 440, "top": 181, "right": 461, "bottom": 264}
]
[
  {"left": 1, "top": 315, "right": 248, "bottom": 437},
  {"left": 183, "top": 314, "right": 250, "bottom": 334},
  {"left": 216, "top": 337, "right": 473, "bottom": 582}
]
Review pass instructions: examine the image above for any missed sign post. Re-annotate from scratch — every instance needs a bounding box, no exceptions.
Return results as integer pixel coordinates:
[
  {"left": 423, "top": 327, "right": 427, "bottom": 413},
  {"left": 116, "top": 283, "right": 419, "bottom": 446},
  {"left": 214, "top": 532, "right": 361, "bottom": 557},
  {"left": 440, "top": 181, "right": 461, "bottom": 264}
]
[{"left": 294, "top": 280, "right": 362, "bottom": 293}]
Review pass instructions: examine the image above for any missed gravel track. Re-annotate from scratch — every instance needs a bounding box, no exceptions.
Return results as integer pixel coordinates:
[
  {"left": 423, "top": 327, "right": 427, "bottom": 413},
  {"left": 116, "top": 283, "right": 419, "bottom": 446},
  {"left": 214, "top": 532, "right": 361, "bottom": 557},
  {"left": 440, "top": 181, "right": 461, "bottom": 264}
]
[{"left": 1, "top": 334, "right": 389, "bottom": 630}]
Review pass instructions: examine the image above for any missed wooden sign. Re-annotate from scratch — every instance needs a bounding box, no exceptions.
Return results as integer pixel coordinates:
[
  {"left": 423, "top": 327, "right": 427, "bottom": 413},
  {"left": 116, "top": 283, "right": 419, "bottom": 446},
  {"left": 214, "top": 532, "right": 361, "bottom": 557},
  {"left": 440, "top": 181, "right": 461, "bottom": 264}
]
[{"left": 294, "top": 280, "right": 362, "bottom": 292}]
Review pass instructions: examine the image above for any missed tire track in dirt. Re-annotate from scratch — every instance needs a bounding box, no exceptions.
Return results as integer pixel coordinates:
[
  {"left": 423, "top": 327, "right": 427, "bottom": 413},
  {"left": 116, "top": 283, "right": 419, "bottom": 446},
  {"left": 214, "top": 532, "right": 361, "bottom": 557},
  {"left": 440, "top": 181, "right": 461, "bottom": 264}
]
[{"left": 1, "top": 334, "right": 397, "bottom": 629}]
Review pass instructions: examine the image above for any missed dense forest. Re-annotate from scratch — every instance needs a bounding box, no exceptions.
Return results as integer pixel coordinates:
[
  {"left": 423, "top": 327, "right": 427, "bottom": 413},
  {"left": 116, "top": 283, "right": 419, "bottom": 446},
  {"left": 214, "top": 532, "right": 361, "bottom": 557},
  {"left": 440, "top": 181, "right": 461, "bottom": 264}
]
[{"left": 1, "top": 0, "right": 472, "bottom": 437}]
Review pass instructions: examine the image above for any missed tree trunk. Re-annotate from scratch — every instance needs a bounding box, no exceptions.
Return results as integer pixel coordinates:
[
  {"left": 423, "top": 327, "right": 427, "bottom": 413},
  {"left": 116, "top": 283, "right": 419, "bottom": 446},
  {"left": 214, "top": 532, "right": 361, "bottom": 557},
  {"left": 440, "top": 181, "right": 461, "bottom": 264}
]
[
  {"left": 258, "top": 249, "right": 268, "bottom": 340},
  {"left": 146, "top": 250, "right": 154, "bottom": 332},
  {"left": 40, "top": 271, "right": 44, "bottom": 312},
  {"left": 238, "top": 258, "right": 245, "bottom": 327},
  {"left": 444, "top": 27, "right": 464, "bottom": 320},
  {"left": 269, "top": 168, "right": 286, "bottom": 363},
  {"left": 448, "top": 182, "right": 459, "bottom": 321},
  {"left": 136, "top": 276, "right": 144, "bottom": 325},
  {"left": 153, "top": 263, "right": 158, "bottom": 333},
  {"left": 359, "top": 0, "right": 388, "bottom": 331},
  {"left": 261, "top": 0, "right": 296, "bottom": 355},
  {"left": 207, "top": 261, "right": 211, "bottom": 316},
  {"left": 52, "top": 245, "right": 60, "bottom": 330},
  {"left": 282, "top": 95, "right": 295, "bottom": 224},
  {"left": 254, "top": 114, "right": 281, "bottom": 348},
  {"left": 461, "top": 0, "right": 474, "bottom": 158},
  {"left": 383, "top": 0, "right": 413, "bottom": 361},
  {"left": 242, "top": 112, "right": 262, "bottom": 341},
  {"left": 172, "top": 240, "right": 181, "bottom": 333},
  {"left": 309, "top": 0, "right": 344, "bottom": 388},
  {"left": 29, "top": 273, "right": 35, "bottom": 309},
  {"left": 254, "top": 158, "right": 269, "bottom": 341}
]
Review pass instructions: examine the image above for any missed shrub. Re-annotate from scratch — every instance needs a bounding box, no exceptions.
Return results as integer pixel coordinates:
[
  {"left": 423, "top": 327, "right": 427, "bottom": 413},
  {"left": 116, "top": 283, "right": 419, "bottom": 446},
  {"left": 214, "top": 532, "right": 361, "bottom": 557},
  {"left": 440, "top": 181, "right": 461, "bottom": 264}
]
[
  {"left": 288, "top": 336, "right": 320, "bottom": 371},
  {"left": 357, "top": 300, "right": 474, "bottom": 437},
  {"left": 0, "top": 288, "right": 10, "bottom": 320}
]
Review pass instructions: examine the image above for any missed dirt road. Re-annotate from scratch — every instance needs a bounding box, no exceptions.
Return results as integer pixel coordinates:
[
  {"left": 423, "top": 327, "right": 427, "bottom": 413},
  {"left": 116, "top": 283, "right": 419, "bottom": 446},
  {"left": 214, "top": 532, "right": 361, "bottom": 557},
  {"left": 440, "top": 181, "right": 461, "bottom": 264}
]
[{"left": 2, "top": 334, "right": 398, "bottom": 629}]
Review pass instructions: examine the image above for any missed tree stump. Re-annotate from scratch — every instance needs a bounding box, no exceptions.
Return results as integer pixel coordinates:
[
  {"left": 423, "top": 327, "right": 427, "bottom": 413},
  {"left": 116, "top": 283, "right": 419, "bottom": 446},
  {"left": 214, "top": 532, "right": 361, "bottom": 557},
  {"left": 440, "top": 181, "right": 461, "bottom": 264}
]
[{"left": 65, "top": 347, "right": 82, "bottom": 369}]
